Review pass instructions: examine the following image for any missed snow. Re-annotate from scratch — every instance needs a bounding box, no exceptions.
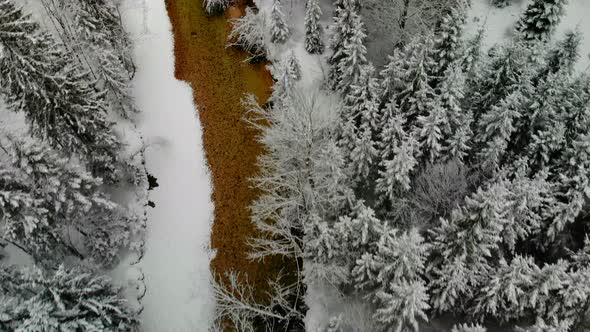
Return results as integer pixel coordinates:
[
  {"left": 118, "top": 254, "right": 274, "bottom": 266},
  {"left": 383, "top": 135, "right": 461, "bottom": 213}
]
[
  {"left": 467, "top": 0, "right": 590, "bottom": 70},
  {"left": 120, "top": 0, "right": 216, "bottom": 330}
]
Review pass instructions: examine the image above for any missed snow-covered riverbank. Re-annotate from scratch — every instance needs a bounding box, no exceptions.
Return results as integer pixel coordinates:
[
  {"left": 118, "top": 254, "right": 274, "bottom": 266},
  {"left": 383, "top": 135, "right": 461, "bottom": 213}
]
[{"left": 121, "top": 0, "right": 215, "bottom": 330}]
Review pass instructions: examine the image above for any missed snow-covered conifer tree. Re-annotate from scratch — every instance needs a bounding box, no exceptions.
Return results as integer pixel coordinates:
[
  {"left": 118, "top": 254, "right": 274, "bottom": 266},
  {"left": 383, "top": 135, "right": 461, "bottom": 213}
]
[
  {"left": 0, "top": 0, "right": 121, "bottom": 181},
  {"left": 469, "top": 42, "right": 531, "bottom": 123},
  {"left": 475, "top": 90, "right": 525, "bottom": 170},
  {"left": 328, "top": 0, "right": 361, "bottom": 90},
  {"left": 374, "top": 279, "right": 430, "bottom": 332},
  {"left": 379, "top": 36, "right": 436, "bottom": 124},
  {"left": 286, "top": 51, "right": 302, "bottom": 81},
  {"left": 416, "top": 103, "right": 446, "bottom": 163},
  {"left": 516, "top": 0, "right": 568, "bottom": 41},
  {"left": 430, "top": 5, "right": 466, "bottom": 81},
  {"left": 336, "top": 14, "right": 368, "bottom": 95},
  {"left": 0, "top": 265, "right": 138, "bottom": 330},
  {"left": 461, "top": 27, "right": 485, "bottom": 75},
  {"left": 305, "top": 0, "right": 324, "bottom": 54},
  {"left": 538, "top": 30, "right": 582, "bottom": 81},
  {"left": 270, "top": 0, "right": 290, "bottom": 44},
  {"left": 429, "top": 179, "right": 513, "bottom": 312},
  {"left": 0, "top": 139, "right": 138, "bottom": 265}
]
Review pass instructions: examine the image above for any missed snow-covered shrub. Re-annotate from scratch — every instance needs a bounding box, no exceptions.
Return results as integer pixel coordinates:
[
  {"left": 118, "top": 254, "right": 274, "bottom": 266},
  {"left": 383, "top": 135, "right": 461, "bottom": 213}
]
[
  {"left": 228, "top": 7, "right": 268, "bottom": 61},
  {"left": 203, "top": 0, "right": 232, "bottom": 15},
  {"left": 0, "top": 265, "right": 139, "bottom": 330}
]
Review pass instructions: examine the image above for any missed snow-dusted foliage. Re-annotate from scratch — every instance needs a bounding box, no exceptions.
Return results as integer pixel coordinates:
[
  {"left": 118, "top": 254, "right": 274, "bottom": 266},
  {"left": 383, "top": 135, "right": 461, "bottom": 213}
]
[
  {"left": 328, "top": 0, "right": 363, "bottom": 90},
  {"left": 0, "top": 0, "right": 121, "bottom": 181},
  {"left": 228, "top": 7, "right": 268, "bottom": 61},
  {"left": 361, "top": 0, "right": 458, "bottom": 67},
  {"left": 0, "top": 139, "right": 140, "bottom": 266},
  {"left": 203, "top": 0, "right": 232, "bottom": 15},
  {"left": 305, "top": 0, "right": 324, "bottom": 54},
  {"left": 239, "top": 0, "right": 590, "bottom": 330},
  {"left": 452, "top": 323, "right": 487, "bottom": 332},
  {"left": 41, "top": 0, "right": 136, "bottom": 118},
  {"left": 270, "top": 0, "right": 289, "bottom": 44},
  {"left": 0, "top": 265, "right": 138, "bottom": 330},
  {"left": 516, "top": 0, "right": 568, "bottom": 41}
]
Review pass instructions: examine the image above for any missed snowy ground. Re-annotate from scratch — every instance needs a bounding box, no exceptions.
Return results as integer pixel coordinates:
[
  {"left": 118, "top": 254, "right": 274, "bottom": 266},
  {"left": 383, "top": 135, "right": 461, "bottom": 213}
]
[{"left": 121, "top": 0, "right": 216, "bottom": 331}]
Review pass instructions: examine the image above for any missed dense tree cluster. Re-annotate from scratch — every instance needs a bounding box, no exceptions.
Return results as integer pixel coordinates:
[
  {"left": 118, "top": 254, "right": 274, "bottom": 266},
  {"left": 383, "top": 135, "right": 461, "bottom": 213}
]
[
  {"left": 0, "top": 0, "right": 140, "bottom": 328},
  {"left": 222, "top": 0, "right": 590, "bottom": 331}
]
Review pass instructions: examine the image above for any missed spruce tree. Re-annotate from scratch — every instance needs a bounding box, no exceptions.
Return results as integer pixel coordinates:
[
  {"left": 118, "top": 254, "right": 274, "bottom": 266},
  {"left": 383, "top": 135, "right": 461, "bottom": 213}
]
[
  {"left": 461, "top": 27, "right": 485, "bottom": 76},
  {"left": 475, "top": 90, "right": 526, "bottom": 170},
  {"left": 305, "top": 0, "right": 324, "bottom": 54},
  {"left": 0, "top": 140, "right": 137, "bottom": 265},
  {"left": 430, "top": 5, "right": 467, "bottom": 82},
  {"left": 0, "top": 0, "right": 121, "bottom": 181},
  {"left": 0, "top": 265, "right": 138, "bottom": 330},
  {"left": 270, "top": 0, "right": 290, "bottom": 44},
  {"left": 336, "top": 14, "right": 368, "bottom": 95},
  {"left": 379, "top": 36, "right": 436, "bottom": 124},
  {"left": 286, "top": 51, "right": 302, "bottom": 81},
  {"left": 328, "top": 0, "right": 360, "bottom": 90},
  {"left": 69, "top": 0, "right": 137, "bottom": 117},
  {"left": 537, "top": 30, "right": 582, "bottom": 81},
  {"left": 516, "top": 0, "right": 568, "bottom": 41},
  {"left": 416, "top": 103, "right": 446, "bottom": 163}
]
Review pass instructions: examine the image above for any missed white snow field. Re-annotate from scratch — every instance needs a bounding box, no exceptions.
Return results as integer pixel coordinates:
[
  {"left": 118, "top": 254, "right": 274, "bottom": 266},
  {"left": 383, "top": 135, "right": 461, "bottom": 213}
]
[{"left": 121, "top": 0, "right": 215, "bottom": 331}]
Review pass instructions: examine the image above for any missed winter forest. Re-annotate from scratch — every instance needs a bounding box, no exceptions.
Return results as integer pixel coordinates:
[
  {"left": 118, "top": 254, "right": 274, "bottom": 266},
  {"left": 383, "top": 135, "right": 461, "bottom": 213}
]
[{"left": 1, "top": 0, "right": 590, "bottom": 331}]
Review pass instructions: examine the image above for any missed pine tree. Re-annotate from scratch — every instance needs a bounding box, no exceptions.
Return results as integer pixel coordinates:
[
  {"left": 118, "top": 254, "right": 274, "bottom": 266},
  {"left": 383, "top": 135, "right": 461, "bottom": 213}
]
[
  {"left": 469, "top": 42, "right": 532, "bottom": 125},
  {"left": 270, "top": 0, "right": 290, "bottom": 44},
  {"left": 516, "top": 0, "right": 568, "bottom": 41},
  {"left": 430, "top": 5, "right": 467, "bottom": 82},
  {"left": 0, "top": 0, "right": 121, "bottom": 181},
  {"left": 328, "top": 0, "right": 360, "bottom": 90},
  {"left": 286, "top": 51, "right": 302, "bottom": 81},
  {"left": 0, "top": 265, "right": 138, "bottom": 330},
  {"left": 69, "top": 0, "right": 137, "bottom": 117},
  {"left": 416, "top": 103, "right": 446, "bottom": 163},
  {"left": 537, "top": 30, "right": 582, "bottom": 81},
  {"left": 437, "top": 66, "right": 472, "bottom": 162},
  {"left": 429, "top": 179, "right": 513, "bottom": 312},
  {"left": 379, "top": 36, "right": 436, "bottom": 124},
  {"left": 475, "top": 90, "right": 525, "bottom": 170},
  {"left": 374, "top": 279, "right": 430, "bottom": 332},
  {"left": 461, "top": 27, "right": 485, "bottom": 76},
  {"left": 305, "top": 0, "right": 324, "bottom": 54},
  {"left": 336, "top": 16, "right": 368, "bottom": 95},
  {"left": 0, "top": 140, "right": 137, "bottom": 265}
]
